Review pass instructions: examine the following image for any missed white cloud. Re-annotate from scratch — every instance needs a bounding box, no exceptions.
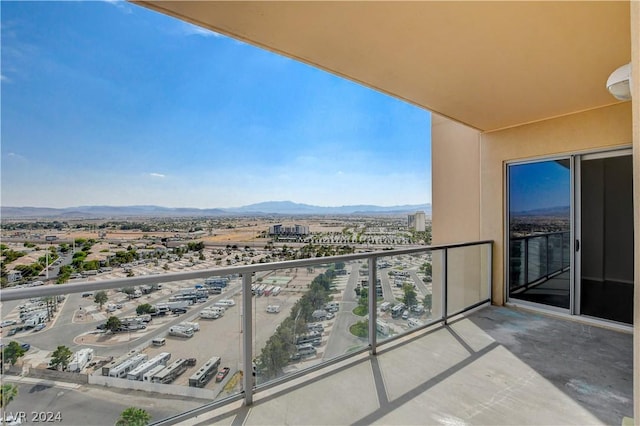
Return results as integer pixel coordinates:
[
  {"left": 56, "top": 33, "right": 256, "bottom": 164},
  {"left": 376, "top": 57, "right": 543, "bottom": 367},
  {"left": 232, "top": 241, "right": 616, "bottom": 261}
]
[
  {"left": 6, "top": 152, "right": 26, "bottom": 161},
  {"left": 148, "top": 172, "right": 166, "bottom": 178},
  {"left": 0, "top": 74, "right": 9, "bottom": 83},
  {"left": 101, "top": 0, "right": 133, "bottom": 14},
  {"left": 180, "top": 22, "right": 222, "bottom": 38}
]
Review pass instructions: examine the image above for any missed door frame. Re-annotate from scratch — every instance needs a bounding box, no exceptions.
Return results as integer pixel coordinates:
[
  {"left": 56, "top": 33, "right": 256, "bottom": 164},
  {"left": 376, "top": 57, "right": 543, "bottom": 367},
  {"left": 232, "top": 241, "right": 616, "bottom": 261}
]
[{"left": 504, "top": 146, "right": 633, "bottom": 324}]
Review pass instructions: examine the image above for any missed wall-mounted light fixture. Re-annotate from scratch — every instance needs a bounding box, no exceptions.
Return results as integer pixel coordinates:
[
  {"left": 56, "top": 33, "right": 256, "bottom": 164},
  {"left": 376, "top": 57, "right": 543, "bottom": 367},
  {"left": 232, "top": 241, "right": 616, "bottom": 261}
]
[{"left": 606, "top": 63, "right": 632, "bottom": 100}]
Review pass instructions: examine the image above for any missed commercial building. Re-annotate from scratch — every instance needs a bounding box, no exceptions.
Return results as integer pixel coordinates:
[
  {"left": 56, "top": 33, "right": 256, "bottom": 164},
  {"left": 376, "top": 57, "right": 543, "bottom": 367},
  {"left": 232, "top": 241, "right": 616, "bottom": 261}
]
[
  {"left": 407, "top": 211, "right": 427, "bottom": 232},
  {"left": 268, "top": 224, "right": 309, "bottom": 237}
]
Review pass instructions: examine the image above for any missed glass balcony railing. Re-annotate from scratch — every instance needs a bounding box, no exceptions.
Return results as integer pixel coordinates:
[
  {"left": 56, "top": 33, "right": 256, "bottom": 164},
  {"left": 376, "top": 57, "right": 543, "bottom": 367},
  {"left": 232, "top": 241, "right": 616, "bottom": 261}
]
[
  {"left": 509, "top": 231, "right": 570, "bottom": 291},
  {"left": 0, "top": 241, "right": 492, "bottom": 425}
]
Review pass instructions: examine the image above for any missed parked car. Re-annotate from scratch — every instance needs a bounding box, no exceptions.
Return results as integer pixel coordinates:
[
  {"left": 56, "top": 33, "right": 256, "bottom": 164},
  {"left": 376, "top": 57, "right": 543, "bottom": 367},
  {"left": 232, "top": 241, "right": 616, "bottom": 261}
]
[
  {"left": 266, "top": 305, "right": 280, "bottom": 313},
  {"left": 33, "top": 323, "right": 46, "bottom": 332},
  {"left": 20, "top": 343, "right": 31, "bottom": 351},
  {"left": 1, "top": 320, "right": 17, "bottom": 328},
  {"left": 7, "top": 328, "right": 17, "bottom": 336},
  {"left": 172, "top": 307, "right": 187, "bottom": 314},
  {"left": 216, "top": 367, "right": 230, "bottom": 382}
]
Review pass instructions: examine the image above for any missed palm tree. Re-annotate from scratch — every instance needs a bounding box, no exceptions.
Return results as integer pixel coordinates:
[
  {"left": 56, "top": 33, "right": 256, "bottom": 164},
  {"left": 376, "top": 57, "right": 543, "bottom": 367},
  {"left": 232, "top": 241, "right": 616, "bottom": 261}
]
[{"left": 116, "top": 407, "right": 151, "bottom": 426}]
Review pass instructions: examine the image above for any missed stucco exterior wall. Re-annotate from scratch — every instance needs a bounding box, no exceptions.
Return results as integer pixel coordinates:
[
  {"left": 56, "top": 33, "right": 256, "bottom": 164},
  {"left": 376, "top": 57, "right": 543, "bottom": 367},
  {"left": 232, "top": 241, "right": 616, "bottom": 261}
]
[
  {"left": 480, "top": 102, "right": 632, "bottom": 305},
  {"left": 431, "top": 115, "right": 481, "bottom": 245}
]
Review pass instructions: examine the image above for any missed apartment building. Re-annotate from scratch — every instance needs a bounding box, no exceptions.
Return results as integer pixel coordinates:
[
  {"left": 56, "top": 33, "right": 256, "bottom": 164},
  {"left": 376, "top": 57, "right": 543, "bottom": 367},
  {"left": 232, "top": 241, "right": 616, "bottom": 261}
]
[{"left": 407, "top": 211, "right": 427, "bottom": 232}]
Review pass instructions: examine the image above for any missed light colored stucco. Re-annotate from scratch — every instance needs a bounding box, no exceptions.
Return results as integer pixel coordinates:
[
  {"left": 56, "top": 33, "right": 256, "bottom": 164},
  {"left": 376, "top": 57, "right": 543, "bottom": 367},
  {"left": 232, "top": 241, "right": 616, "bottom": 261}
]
[{"left": 431, "top": 115, "right": 481, "bottom": 245}]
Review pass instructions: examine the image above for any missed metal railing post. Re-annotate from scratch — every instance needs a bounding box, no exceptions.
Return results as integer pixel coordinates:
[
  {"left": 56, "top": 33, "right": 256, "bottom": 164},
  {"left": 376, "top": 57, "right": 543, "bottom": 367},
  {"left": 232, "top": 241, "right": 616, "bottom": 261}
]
[
  {"left": 368, "top": 256, "right": 377, "bottom": 355},
  {"left": 488, "top": 242, "right": 493, "bottom": 302},
  {"left": 241, "top": 273, "right": 253, "bottom": 406},
  {"left": 442, "top": 248, "right": 448, "bottom": 325},
  {"left": 524, "top": 238, "right": 529, "bottom": 286}
]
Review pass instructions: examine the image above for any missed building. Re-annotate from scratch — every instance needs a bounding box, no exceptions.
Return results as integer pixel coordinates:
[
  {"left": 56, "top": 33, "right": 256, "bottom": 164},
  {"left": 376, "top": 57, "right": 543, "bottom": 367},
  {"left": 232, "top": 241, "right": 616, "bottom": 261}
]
[
  {"left": 268, "top": 224, "right": 309, "bottom": 237},
  {"left": 407, "top": 211, "right": 426, "bottom": 232}
]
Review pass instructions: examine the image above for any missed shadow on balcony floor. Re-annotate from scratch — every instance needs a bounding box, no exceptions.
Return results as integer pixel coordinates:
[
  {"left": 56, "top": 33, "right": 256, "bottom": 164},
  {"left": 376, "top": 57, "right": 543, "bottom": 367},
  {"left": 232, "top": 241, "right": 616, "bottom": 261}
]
[{"left": 182, "top": 306, "right": 633, "bottom": 426}]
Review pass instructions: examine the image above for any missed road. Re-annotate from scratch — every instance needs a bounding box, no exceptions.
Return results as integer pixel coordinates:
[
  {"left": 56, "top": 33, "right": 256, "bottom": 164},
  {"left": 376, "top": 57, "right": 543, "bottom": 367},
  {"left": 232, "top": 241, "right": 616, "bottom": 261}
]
[
  {"left": 323, "top": 263, "right": 366, "bottom": 359},
  {"left": 378, "top": 267, "right": 397, "bottom": 303},
  {"left": 2, "top": 378, "right": 205, "bottom": 426},
  {"left": 409, "top": 269, "right": 429, "bottom": 297}
]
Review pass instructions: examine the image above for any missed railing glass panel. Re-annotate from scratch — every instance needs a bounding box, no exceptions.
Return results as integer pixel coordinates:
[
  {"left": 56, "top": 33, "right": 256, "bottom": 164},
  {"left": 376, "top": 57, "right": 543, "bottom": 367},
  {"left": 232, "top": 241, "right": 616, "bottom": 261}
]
[
  {"left": 445, "top": 243, "right": 491, "bottom": 316},
  {"left": 252, "top": 261, "right": 368, "bottom": 385},
  {"left": 375, "top": 251, "right": 436, "bottom": 343},
  {"left": 0, "top": 242, "right": 492, "bottom": 424}
]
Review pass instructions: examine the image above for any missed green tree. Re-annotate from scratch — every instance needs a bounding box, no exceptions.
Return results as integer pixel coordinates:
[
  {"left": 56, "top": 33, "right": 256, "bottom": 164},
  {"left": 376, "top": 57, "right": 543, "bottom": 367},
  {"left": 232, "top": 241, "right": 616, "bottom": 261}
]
[
  {"left": 94, "top": 290, "right": 108, "bottom": 310},
  {"left": 257, "top": 318, "right": 296, "bottom": 379},
  {"left": 83, "top": 260, "right": 100, "bottom": 271},
  {"left": 116, "top": 407, "right": 151, "bottom": 426},
  {"left": 403, "top": 284, "right": 418, "bottom": 308},
  {"left": 105, "top": 316, "right": 122, "bottom": 333},
  {"left": 2, "top": 250, "right": 26, "bottom": 263},
  {"left": 420, "top": 261, "right": 433, "bottom": 277},
  {"left": 49, "top": 345, "right": 73, "bottom": 371},
  {"left": 423, "top": 293, "right": 433, "bottom": 314},
  {"left": 0, "top": 383, "right": 18, "bottom": 410},
  {"left": 121, "top": 287, "right": 136, "bottom": 299},
  {"left": 3, "top": 341, "right": 26, "bottom": 366},
  {"left": 136, "top": 303, "right": 154, "bottom": 315}
]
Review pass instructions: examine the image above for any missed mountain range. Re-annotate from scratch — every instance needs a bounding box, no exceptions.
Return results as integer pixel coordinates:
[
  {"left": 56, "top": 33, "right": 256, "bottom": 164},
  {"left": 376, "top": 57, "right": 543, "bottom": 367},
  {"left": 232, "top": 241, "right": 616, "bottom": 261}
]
[
  {"left": 512, "top": 205, "right": 570, "bottom": 217},
  {"left": 1, "top": 201, "right": 431, "bottom": 219}
]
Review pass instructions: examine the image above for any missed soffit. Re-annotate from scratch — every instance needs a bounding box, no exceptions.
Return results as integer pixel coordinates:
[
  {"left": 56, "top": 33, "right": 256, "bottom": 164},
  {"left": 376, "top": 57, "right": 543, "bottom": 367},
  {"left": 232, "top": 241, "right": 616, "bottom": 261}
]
[{"left": 133, "top": 1, "right": 631, "bottom": 132}]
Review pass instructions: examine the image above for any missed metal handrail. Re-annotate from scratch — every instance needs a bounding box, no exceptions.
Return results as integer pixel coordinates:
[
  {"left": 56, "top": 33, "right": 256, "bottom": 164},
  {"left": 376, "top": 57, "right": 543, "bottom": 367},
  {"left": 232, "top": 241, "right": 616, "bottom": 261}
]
[
  {"left": 0, "top": 239, "right": 493, "bottom": 424},
  {"left": 0, "top": 240, "right": 492, "bottom": 302}
]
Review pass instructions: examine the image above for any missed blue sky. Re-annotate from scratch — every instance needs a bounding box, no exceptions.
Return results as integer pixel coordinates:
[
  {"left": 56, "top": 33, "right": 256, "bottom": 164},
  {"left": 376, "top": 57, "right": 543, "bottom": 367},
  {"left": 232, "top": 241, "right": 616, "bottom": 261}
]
[
  {"left": 509, "top": 160, "right": 570, "bottom": 213},
  {"left": 1, "top": 1, "right": 432, "bottom": 209}
]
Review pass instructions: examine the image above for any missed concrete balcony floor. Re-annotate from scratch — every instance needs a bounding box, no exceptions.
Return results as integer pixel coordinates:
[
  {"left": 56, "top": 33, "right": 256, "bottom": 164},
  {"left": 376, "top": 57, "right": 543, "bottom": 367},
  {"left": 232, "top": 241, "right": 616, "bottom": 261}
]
[{"left": 181, "top": 306, "right": 633, "bottom": 426}]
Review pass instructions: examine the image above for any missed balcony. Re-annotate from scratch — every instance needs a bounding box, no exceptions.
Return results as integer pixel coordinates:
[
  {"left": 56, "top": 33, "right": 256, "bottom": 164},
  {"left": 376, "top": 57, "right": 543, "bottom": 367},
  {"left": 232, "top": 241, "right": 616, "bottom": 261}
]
[
  {"left": 0, "top": 241, "right": 632, "bottom": 425},
  {"left": 509, "top": 231, "right": 571, "bottom": 308}
]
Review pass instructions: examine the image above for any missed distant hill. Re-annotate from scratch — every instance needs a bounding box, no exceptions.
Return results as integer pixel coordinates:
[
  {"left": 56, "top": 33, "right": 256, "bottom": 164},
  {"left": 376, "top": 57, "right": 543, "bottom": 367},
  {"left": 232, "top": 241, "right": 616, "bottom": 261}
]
[
  {"left": 512, "top": 205, "right": 570, "bottom": 217},
  {"left": 1, "top": 201, "right": 431, "bottom": 219},
  {"left": 226, "top": 201, "right": 432, "bottom": 215}
]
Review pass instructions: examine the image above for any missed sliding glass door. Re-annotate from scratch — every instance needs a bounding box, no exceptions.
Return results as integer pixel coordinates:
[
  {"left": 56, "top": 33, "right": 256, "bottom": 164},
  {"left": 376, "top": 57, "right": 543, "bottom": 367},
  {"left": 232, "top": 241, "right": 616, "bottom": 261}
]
[
  {"left": 507, "top": 159, "right": 571, "bottom": 310},
  {"left": 577, "top": 152, "right": 634, "bottom": 324},
  {"left": 507, "top": 150, "right": 633, "bottom": 325}
]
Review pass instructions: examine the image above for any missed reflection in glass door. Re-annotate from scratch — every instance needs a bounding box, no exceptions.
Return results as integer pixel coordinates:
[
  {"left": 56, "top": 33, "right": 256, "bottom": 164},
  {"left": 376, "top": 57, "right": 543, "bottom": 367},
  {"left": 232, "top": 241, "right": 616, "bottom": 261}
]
[
  {"left": 507, "top": 159, "right": 571, "bottom": 309},
  {"left": 578, "top": 153, "right": 634, "bottom": 324}
]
